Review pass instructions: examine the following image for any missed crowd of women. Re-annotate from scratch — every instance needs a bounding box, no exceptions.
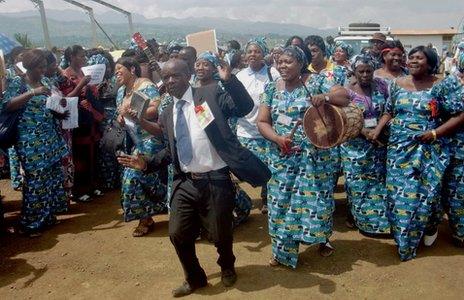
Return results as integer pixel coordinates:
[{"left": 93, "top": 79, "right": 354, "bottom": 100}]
[{"left": 1, "top": 33, "right": 464, "bottom": 268}]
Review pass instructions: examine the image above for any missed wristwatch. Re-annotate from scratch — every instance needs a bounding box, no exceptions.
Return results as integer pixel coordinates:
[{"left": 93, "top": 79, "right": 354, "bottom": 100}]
[{"left": 324, "top": 95, "right": 330, "bottom": 103}]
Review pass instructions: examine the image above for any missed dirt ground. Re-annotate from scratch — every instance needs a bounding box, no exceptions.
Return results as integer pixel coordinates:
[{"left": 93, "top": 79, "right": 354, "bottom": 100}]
[{"left": 1, "top": 178, "right": 463, "bottom": 300}]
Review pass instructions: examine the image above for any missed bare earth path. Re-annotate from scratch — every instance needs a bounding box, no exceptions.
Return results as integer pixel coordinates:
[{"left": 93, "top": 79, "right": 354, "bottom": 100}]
[{"left": 1, "top": 179, "right": 463, "bottom": 299}]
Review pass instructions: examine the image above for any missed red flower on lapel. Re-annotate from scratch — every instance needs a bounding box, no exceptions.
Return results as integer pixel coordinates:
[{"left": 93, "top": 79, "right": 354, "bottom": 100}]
[
  {"left": 194, "top": 105, "right": 204, "bottom": 114},
  {"left": 429, "top": 98, "right": 439, "bottom": 118}
]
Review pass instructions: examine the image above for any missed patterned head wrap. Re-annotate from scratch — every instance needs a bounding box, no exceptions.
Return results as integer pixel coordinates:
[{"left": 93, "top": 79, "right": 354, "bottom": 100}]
[
  {"left": 128, "top": 39, "right": 139, "bottom": 50},
  {"left": 351, "top": 53, "right": 376, "bottom": 71},
  {"left": 196, "top": 51, "right": 220, "bottom": 68},
  {"left": 87, "top": 53, "right": 109, "bottom": 67},
  {"left": 334, "top": 41, "right": 354, "bottom": 59},
  {"left": 458, "top": 51, "right": 464, "bottom": 73},
  {"left": 458, "top": 41, "right": 464, "bottom": 51},
  {"left": 246, "top": 37, "right": 269, "bottom": 56},
  {"left": 282, "top": 45, "right": 308, "bottom": 67},
  {"left": 224, "top": 48, "right": 239, "bottom": 65},
  {"left": 59, "top": 56, "right": 69, "bottom": 69}
]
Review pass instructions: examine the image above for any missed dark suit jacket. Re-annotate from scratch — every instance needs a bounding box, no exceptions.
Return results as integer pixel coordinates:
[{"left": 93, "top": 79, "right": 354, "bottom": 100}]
[{"left": 147, "top": 76, "right": 271, "bottom": 191}]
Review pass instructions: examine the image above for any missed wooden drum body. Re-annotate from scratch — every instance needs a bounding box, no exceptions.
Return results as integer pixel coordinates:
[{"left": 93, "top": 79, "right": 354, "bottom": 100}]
[{"left": 303, "top": 103, "right": 364, "bottom": 149}]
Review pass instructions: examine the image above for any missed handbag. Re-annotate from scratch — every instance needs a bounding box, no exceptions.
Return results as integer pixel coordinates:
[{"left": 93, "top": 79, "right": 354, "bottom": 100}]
[
  {"left": 99, "top": 119, "right": 126, "bottom": 154},
  {"left": 0, "top": 108, "right": 22, "bottom": 151}
]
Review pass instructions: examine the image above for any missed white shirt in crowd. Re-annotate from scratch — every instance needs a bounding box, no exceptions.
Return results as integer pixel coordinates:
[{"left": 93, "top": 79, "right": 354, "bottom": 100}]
[
  {"left": 173, "top": 86, "right": 227, "bottom": 173},
  {"left": 235, "top": 65, "right": 280, "bottom": 139}
]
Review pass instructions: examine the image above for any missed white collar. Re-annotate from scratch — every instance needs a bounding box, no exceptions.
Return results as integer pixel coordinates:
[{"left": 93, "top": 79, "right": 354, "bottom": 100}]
[
  {"left": 173, "top": 86, "right": 194, "bottom": 104},
  {"left": 246, "top": 65, "right": 267, "bottom": 76}
]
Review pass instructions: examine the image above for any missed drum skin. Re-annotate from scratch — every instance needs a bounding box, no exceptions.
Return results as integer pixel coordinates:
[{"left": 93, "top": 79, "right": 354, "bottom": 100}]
[{"left": 303, "top": 103, "right": 363, "bottom": 149}]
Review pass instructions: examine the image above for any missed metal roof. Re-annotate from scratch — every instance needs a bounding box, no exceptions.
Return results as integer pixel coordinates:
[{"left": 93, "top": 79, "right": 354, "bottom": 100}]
[{"left": 391, "top": 29, "right": 458, "bottom": 36}]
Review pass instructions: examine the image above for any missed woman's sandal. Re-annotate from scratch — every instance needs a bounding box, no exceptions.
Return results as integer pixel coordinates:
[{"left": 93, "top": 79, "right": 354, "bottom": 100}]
[
  {"left": 132, "top": 220, "right": 155, "bottom": 237},
  {"left": 319, "top": 242, "right": 335, "bottom": 257},
  {"left": 16, "top": 227, "right": 42, "bottom": 238},
  {"left": 269, "top": 257, "right": 281, "bottom": 267},
  {"left": 93, "top": 189, "right": 104, "bottom": 197}
]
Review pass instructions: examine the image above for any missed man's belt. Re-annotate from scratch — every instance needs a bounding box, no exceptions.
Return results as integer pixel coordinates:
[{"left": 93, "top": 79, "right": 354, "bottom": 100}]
[{"left": 186, "top": 167, "right": 230, "bottom": 180}]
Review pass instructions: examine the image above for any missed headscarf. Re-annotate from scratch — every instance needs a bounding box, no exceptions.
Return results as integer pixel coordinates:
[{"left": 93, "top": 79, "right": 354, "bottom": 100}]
[
  {"left": 246, "top": 37, "right": 269, "bottom": 56},
  {"left": 60, "top": 56, "right": 69, "bottom": 69},
  {"left": 458, "top": 41, "right": 464, "bottom": 51},
  {"left": 351, "top": 53, "right": 376, "bottom": 71},
  {"left": 224, "top": 48, "right": 239, "bottom": 65},
  {"left": 334, "top": 41, "right": 354, "bottom": 59},
  {"left": 88, "top": 53, "right": 109, "bottom": 67},
  {"left": 196, "top": 51, "right": 220, "bottom": 68},
  {"left": 282, "top": 45, "right": 308, "bottom": 67},
  {"left": 458, "top": 51, "right": 464, "bottom": 73},
  {"left": 167, "top": 40, "right": 185, "bottom": 54}
]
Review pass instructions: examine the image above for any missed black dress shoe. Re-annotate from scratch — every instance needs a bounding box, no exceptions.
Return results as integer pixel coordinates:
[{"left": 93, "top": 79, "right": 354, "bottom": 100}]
[
  {"left": 221, "top": 268, "right": 237, "bottom": 287},
  {"left": 172, "top": 281, "right": 206, "bottom": 298}
]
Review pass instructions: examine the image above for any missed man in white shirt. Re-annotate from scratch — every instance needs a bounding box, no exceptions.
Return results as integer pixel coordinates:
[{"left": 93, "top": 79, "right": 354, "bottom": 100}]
[
  {"left": 119, "top": 59, "right": 270, "bottom": 297},
  {"left": 235, "top": 38, "right": 279, "bottom": 213}
]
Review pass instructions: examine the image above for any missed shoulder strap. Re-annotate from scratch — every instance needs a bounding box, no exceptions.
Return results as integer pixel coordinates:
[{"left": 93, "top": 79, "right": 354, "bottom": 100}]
[{"left": 266, "top": 66, "right": 274, "bottom": 83}]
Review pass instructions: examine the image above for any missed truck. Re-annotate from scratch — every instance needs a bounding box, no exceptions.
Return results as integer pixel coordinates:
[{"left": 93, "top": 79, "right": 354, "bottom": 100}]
[{"left": 334, "top": 23, "right": 393, "bottom": 54}]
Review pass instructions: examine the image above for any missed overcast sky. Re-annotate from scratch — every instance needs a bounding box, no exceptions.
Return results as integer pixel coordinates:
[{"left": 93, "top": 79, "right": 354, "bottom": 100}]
[{"left": 1, "top": 0, "right": 463, "bottom": 29}]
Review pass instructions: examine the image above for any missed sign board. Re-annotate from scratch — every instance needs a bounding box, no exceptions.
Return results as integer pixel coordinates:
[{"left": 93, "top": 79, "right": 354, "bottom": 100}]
[
  {"left": 186, "top": 29, "right": 218, "bottom": 54},
  {"left": 81, "top": 64, "right": 106, "bottom": 85}
]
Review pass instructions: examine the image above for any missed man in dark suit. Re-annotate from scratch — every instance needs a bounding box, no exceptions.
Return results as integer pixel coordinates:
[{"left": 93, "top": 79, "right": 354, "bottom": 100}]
[{"left": 118, "top": 59, "right": 271, "bottom": 297}]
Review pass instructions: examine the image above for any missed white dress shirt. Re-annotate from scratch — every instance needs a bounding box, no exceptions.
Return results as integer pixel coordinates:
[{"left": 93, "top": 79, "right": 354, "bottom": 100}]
[
  {"left": 235, "top": 65, "right": 280, "bottom": 139},
  {"left": 173, "top": 86, "right": 227, "bottom": 173}
]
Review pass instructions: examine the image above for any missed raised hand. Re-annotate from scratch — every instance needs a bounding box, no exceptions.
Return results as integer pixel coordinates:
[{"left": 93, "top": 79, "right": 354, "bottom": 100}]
[{"left": 217, "top": 59, "right": 232, "bottom": 82}]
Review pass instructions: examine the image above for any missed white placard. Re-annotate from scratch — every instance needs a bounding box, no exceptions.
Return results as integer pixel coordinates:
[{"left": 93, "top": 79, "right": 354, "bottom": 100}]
[
  {"left": 81, "top": 64, "right": 106, "bottom": 85},
  {"left": 46, "top": 95, "right": 79, "bottom": 129},
  {"left": 62, "top": 97, "right": 79, "bottom": 129}
]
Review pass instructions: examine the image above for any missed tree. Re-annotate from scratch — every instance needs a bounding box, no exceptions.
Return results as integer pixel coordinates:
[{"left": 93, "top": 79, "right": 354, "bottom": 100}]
[{"left": 14, "top": 33, "right": 35, "bottom": 48}]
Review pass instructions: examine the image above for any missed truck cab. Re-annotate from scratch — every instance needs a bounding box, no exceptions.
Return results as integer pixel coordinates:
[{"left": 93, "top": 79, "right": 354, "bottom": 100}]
[{"left": 334, "top": 23, "right": 393, "bottom": 54}]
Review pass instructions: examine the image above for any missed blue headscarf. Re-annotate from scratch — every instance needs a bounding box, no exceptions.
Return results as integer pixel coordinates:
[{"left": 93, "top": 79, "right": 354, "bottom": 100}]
[
  {"left": 282, "top": 45, "right": 308, "bottom": 67},
  {"left": 59, "top": 56, "right": 69, "bottom": 69},
  {"left": 335, "top": 41, "right": 354, "bottom": 59},
  {"left": 351, "top": 53, "right": 376, "bottom": 71},
  {"left": 246, "top": 37, "right": 269, "bottom": 56},
  {"left": 87, "top": 53, "right": 109, "bottom": 67},
  {"left": 458, "top": 51, "right": 464, "bottom": 73},
  {"left": 196, "top": 51, "right": 220, "bottom": 68},
  {"left": 458, "top": 41, "right": 464, "bottom": 51}
]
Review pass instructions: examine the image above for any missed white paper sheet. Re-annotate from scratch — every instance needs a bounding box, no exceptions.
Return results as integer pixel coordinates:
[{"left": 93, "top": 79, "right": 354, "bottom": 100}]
[
  {"left": 46, "top": 95, "right": 79, "bottom": 129},
  {"left": 81, "top": 64, "right": 106, "bottom": 85},
  {"left": 15, "top": 62, "right": 27, "bottom": 73},
  {"left": 62, "top": 97, "right": 79, "bottom": 129}
]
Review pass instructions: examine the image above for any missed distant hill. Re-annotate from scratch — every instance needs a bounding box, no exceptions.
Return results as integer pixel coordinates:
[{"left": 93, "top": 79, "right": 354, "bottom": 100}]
[{"left": 0, "top": 9, "right": 336, "bottom": 49}]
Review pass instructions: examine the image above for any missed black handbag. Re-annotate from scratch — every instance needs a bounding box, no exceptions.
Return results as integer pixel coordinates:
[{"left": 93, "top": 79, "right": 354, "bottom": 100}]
[
  {"left": 0, "top": 108, "right": 22, "bottom": 151},
  {"left": 100, "top": 119, "right": 126, "bottom": 154}
]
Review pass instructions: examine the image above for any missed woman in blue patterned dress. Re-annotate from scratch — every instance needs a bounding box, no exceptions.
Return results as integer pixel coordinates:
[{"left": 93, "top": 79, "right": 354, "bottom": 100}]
[
  {"left": 4, "top": 47, "right": 26, "bottom": 190},
  {"left": 304, "top": 35, "right": 349, "bottom": 225},
  {"left": 257, "top": 46, "right": 349, "bottom": 268},
  {"left": 372, "top": 46, "right": 464, "bottom": 261},
  {"left": 434, "top": 52, "right": 464, "bottom": 247},
  {"left": 2, "top": 49, "right": 68, "bottom": 237},
  {"left": 328, "top": 54, "right": 391, "bottom": 235},
  {"left": 115, "top": 57, "right": 167, "bottom": 237}
]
